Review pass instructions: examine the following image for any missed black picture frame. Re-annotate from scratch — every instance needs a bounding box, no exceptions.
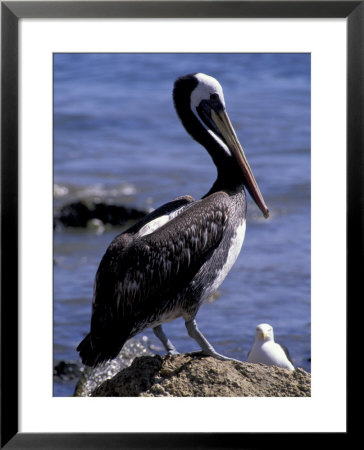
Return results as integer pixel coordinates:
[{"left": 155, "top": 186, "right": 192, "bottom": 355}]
[{"left": 1, "top": 1, "right": 358, "bottom": 448}]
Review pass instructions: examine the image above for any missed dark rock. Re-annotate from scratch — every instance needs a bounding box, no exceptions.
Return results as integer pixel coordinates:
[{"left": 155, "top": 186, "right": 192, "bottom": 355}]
[
  {"left": 54, "top": 200, "right": 147, "bottom": 228},
  {"left": 92, "top": 202, "right": 146, "bottom": 226},
  {"left": 54, "top": 360, "right": 82, "bottom": 381},
  {"left": 55, "top": 201, "right": 91, "bottom": 227},
  {"left": 84, "top": 354, "right": 311, "bottom": 397}
]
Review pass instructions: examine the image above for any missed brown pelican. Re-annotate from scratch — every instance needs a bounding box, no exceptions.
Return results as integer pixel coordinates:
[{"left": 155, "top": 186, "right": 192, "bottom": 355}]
[{"left": 77, "top": 73, "right": 269, "bottom": 367}]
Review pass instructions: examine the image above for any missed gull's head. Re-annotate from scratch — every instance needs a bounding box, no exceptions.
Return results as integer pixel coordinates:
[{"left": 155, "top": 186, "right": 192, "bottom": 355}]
[{"left": 255, "top": 323, "right": 274, "bottom": 342}]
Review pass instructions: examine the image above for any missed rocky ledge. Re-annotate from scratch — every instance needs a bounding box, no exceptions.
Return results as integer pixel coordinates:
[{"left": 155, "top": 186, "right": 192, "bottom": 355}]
[{"left": 77, "top": 354, "right": 311, "bottom": 397}]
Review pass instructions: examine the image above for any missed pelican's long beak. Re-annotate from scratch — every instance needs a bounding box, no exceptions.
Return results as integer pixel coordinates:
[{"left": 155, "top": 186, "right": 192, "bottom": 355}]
[{"left": 211, "top": 109, "right": 269, "bottom": 219}]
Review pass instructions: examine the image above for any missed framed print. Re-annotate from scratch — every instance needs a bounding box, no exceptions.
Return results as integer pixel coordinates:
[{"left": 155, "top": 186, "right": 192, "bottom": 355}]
[{"left": 2, "top": 0, "right": 360, "bottom": 447}]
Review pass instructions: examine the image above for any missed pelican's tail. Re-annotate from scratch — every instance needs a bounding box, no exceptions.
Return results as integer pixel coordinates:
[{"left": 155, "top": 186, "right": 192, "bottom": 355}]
[{"left": 76, "top": 332, "right": 127, "bottom": 367}]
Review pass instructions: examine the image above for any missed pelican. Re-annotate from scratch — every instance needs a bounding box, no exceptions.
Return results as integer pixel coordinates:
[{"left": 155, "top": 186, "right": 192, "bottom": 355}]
[{"left": 77, "top": 73, "right": 269, "bottom": 367}]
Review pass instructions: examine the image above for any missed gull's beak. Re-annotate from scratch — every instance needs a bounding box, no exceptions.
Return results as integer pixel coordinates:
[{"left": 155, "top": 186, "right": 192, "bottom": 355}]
[
  {"left": 211, "top": 108, "right": 269, "bottom": 219},
  {"left": 261, "top": 331, "right": 267, "bottom": 340}
]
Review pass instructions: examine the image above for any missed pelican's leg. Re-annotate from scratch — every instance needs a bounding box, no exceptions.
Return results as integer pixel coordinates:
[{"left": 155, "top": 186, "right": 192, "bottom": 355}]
[
  {"left": 185, "top": 319, "right": 240, "bottom": 362},
  {"left": 153, "top": 325, "right": 179, "bottom": 355}
]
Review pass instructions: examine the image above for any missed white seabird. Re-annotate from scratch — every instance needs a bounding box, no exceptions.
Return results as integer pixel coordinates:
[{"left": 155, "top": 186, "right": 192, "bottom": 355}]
[{"left": 247, "top": 323, "right": 295, "bottom": 371}]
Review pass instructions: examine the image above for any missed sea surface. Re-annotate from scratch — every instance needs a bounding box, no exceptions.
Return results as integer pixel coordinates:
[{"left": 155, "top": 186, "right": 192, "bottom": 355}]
[{"left": 53, "top": 53, "right": 311, "bottom": 396}]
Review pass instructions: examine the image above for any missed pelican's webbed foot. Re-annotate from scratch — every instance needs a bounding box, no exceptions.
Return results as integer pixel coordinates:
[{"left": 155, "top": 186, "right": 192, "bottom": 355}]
[{"left": 185, "top": 319, "right": 241, "bottom": 363}]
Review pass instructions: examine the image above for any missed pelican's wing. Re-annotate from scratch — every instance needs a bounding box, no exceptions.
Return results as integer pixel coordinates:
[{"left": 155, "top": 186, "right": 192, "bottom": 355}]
[
  {"left": 124, "top": 195, "right": 194, "bottom": 235},
  {"left": 88, "top": 192, "right": 231, "bottom": 355}
]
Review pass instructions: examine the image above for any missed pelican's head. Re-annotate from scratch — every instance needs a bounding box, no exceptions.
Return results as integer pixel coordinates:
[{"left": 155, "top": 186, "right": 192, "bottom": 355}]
[
  {"left": 189, "top": 73, "right": 226, "bottom": 110},
  {"left": 173, "top": 73, "right": 269, "bottom": 219},
  {"left": 255, "top": 323, "right": 274, "bottom": 342}
]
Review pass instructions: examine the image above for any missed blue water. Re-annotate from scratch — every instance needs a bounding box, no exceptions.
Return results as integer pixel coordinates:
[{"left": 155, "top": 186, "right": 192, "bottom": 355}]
[{"left": 53, "top": 53, "right": 311, "bottom": 396}]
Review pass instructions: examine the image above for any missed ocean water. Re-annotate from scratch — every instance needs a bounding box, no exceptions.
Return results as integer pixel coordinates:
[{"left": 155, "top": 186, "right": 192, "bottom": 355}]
[{"left": 53, "top": 53, "right": 311, "bottom": 396}]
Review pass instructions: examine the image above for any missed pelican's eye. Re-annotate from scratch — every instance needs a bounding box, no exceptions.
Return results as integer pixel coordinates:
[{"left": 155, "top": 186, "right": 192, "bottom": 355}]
[{"left": 210, "top": 93, "right": 219, "bottom": 101}]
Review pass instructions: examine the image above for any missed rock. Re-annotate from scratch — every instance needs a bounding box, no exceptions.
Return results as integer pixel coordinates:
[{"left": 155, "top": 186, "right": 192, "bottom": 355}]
[
  {"left": 54, "top": 360, "right": 82, "bottom": 381},
  {"left": 88, "top": 354, "right": 311, "bottom": 397},
  {"left": 54, "top": 200, "right": 147, "bottom": 228},
  {"left": 73, "top": 337, "right": 154, "bottom": 397}
]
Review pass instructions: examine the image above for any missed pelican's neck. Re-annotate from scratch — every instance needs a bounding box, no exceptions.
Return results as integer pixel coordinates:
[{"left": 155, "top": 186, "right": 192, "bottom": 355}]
[
  {"left": 173, "top": 79, "right": 244, "bottom": 194},
  {"left": 202, "top": 177, "right": 245, "bottom": 199}
]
